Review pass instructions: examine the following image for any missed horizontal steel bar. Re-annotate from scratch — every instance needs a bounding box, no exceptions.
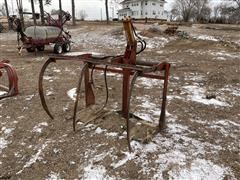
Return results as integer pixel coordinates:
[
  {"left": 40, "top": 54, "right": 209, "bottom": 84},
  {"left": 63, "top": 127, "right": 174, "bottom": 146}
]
[
  {"left": 47, "top": 55, "right": 165, "bottom": 72},
  {"left": 94, "top": 67, "right": 165, "bottom": 80}
]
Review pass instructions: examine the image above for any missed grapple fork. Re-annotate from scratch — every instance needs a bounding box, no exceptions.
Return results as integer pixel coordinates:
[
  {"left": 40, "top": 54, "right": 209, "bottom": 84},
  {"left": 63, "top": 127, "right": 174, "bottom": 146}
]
[{"left": 38, "top": 18, "right": 170, "bottom": 152}]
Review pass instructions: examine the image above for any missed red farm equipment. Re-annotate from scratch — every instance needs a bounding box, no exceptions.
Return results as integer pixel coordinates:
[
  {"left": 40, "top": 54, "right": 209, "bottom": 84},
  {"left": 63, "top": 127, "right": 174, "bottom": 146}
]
[
  {"left": 16, "top": 11, "right": 72, "bottom": 54},
  {"left": 0, "top": 60, "right": 18, "bottom": 100},
  {"left": 38, "top": 18, "right": 170, "bottom": 151}
]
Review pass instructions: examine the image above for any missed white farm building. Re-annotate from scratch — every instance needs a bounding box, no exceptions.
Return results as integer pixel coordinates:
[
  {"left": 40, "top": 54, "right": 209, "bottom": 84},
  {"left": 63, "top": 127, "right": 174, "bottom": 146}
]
[{"left": 118, "top": 0, "right": 168, "bottom": 20}]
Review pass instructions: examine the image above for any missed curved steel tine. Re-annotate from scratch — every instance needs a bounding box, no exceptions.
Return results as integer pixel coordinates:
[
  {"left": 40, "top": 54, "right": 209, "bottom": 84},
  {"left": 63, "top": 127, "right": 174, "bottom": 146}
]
[
  {"left": 0, "top": 62, "right": 18, "bottom": 99},
  {"left": 103, "top": 65, "right": 109, "bottom": 109},
  {"left": 90, "top": 65, "right": 95, "bottom": 88},
  {"left": 7, "top": 65, "right": 18, "bottom": 95},
  {"left": 94, "top": 65, "right": 109, "bottom": 115},
  {"left": 38, "top": 58, "right": 56, "bottom": 119},
  {"left": 73, "top": 63, "right": 88, "bottom": 131},
  {"left": 126, "top": 71, "right": 139, "bottom": 152}
]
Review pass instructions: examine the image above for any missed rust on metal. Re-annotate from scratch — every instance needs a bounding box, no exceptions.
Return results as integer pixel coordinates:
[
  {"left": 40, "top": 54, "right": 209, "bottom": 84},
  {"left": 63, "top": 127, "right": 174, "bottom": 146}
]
[
  {"left": 38, "top": 17, "right": 171, "bottom": 151},
  {"left": 0, "top": 60, "right": 18, "bottom": 100}
]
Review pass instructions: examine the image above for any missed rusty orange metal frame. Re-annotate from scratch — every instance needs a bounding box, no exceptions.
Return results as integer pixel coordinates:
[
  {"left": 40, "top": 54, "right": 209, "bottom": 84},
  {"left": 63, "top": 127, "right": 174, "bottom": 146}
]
[
  {"left": 0, "top": 60, "right": 18, "bottom": 100},
  {"left": 38, "top": 18, "right": 170, "bottom": 151}
]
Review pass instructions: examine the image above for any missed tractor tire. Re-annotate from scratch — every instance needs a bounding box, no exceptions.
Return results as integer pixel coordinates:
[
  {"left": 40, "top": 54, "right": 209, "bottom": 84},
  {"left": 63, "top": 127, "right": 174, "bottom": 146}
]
[
  {"left": 26, "top": 47, "right": 35, "bottom": 52},
  {"left": 54, "top": 44, "right": 63, "bottom": 54},
  {"left": 62, "top": 42, "right": 71, "bottom": 52},
  {"left": 37, "top": 45, "right": 45, "bottom": 51}
]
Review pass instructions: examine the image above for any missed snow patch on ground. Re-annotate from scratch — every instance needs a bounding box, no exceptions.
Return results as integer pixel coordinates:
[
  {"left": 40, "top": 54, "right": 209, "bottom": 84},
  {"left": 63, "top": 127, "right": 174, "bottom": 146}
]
[
  {"left": 134, "top": 95, "right": 161, "bottom": 123},
  {"left": 136, "top": 77, "right": 162, "bottom": 89},
  {"left": 52, "top": 68, "right": 61, "bottom": 73},
  {"left": 182, "top": 85, "right": 230, "bottom": 107},
  {"left": 73, "top": 31, "right": 125, "bottom": 51},
  {"left": 43, "top": 76, "right": 55, "bottom": 82},
  {"left": 107, "top": 114, "right": 232, "bottom": 179},
  {"left": 95, "top": 127, "right": 106, "bottom": 134},
  {"left": 0, "top": 126, "right": 15, "bottom": 154},
  {"left": 83, "top": 164, "right": 110, "bottom": 180},
  {"left": 67, "top": 88, "right": 77, "bottom": 101},
  {"left": 46, "top": 90, "right": 54, "bottom": 96},
  {"left": 25, "top": 94, "right": 35, "bottom": 101},
  {"left": 210, "top": 51, "right": 240, "bottom": 59},
  {"left": 193, "top": 35, "right": 219, "bottom": 42},
  {"left": 183, "top": 49, "right": 240, "bottom": 61},
  {"left": 147, "top": 37, "right": 170, "bottom": 49},
  {"left": 45, "top": 172, "right": 61, "bottom": 180},
  {"left": 191, "top": 117, "right": 240, "bottom": 141},
  {"left": 64, "top": 51, "right": 103, "bottom": 56},
  {"left": 99, "top": 72, "right": 122, "bottom": 80},
  {"left": 0, "top": 138, "right": 8, "bottom": 154},
  {"left": 169, "top": 158, "right": 229, "bottom": 180},
  {"left": 80, "top": 148, "right": 115, "bottom": 180},
  {"left": 35, "top": 57, "right": 45, "bottom": 61},
  {"left": 111, "top": 151, "right": 136, "bottom": 169},
  {"left": 17, "top": 141, "right": 50, "bottom": 174},
  {"left": 0, "top": 91, "right": 7, "bottom": 96},
  {"left": 95, "top": 127, "right": 119, "bottom": 138},
  {"left": 32, "top": 122, "right": 48, "bottom": 133},
  {"left": 77, "top": 101, "right": 227, "bottom": 178},
  {"left": 221, "top": 85, "right": 240, "bottom": 97},
  {"left": 184, "top": 73, "right": 205, "bottom": 82},
  {"left": 70, "top": 105, "right": 235, "bottom": 179}
]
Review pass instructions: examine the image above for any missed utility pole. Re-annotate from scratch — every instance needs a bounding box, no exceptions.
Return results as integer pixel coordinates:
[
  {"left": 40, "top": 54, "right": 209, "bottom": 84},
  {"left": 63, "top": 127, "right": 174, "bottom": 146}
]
[
  {"left": 105, "top": 0, "right": 109, "bottom": 24},
  {"left": 39, "top": 0, "right": 45, "bottom": 25},
  {"left": 30, "top": 0, "right": 37, "bottom": 25},
  {"left": 59, "top": 0, "right": 62, "bottom": 24},
  {"left": 4, "top": 0, "right": 11, "bottom": 30},
  {"left": 16, "top": 0, "right": 24, "bottom": 29},
  {"left": 72, "top": 0, "right": 76, "bottom": 25}
]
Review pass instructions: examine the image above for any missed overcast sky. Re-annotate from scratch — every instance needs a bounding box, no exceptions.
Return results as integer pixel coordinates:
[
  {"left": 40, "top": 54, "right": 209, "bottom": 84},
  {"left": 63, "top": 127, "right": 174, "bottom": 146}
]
[{"left": 0, "top": 0, "right": 222, "bottom": 20}]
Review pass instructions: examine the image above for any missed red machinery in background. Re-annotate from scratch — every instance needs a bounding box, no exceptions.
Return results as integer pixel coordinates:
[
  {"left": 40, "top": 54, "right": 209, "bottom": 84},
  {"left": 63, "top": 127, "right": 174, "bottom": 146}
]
[
  {"left": 0, "top": 60, "right": 18, "bottom": 100},
  {"left": 16, "top": 11, "right": 72, "bottom": 54}
]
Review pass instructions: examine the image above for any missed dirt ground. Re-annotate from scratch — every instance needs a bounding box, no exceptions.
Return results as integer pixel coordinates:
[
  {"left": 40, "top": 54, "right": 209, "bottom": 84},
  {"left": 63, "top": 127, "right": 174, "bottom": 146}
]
[{"left": 0, "top": 21, "right": 239, "bottom": 179}]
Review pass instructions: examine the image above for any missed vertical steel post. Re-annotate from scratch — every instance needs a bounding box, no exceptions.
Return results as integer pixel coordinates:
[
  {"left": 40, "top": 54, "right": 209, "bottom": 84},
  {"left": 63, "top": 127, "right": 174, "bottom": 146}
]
[{"left": 84, "top": 65, "right": 95, "bottom": 107}]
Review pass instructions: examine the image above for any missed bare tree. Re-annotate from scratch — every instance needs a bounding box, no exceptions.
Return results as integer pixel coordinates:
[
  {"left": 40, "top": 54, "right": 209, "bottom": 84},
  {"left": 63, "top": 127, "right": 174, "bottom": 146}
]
[
  {"left": 230, "top": 0, "right": 240, "bottom": 23},
  {"left": 170, "top": 6, "right": 180, "bottom": 21},
  {"left": 45, "top": 0, "right": 51, "bottom": 4},
  {"left": 193, "top": 0, "right": 211, "bottom": 22},
  {"left": 4, "top": 0, "right": 11, "bottom": 29},
  {"left": 38, "top": 0, "right": 44, "bottom": 24},
  {"left": 0, "top": 3, "right": 6, "bottom": 16},
  {"left": 105, "top": 0, "right": 109, "bottom": 23},
  {"left": 213, "top": 5, "right": 221, "bottom": 22},
  {"left": 16, "top": 0, "right": 25, "bottom": 29},
  {"left": 30, "top": 0, "right": 36, "bottom": 25},
  {"left": 72, "top": 0, "right": 76, "bottom": 25},
  {"left": 78, "top": 10, "right": 87, "bottom": 21},
  {"left": 229, "top": 0, "right": 240, "bottom": 7},
  {"left": 172, "top": 0, "right": 198, "bottom": 22},
  {"left": 37, "top": 0, "right": 51, "bottom": 25},
  {"left": 58, "top": 0, "right": 62, "bottom": 23},
  {"left": 216, "top": 0, "right": 240, "bottom": 23}
]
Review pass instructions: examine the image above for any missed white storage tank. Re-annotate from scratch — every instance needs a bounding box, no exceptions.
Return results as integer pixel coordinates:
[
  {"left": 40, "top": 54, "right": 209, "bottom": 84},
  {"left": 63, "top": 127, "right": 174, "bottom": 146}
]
[{"left": 25, "top": 26, "right": 61, "bottom": 40}]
